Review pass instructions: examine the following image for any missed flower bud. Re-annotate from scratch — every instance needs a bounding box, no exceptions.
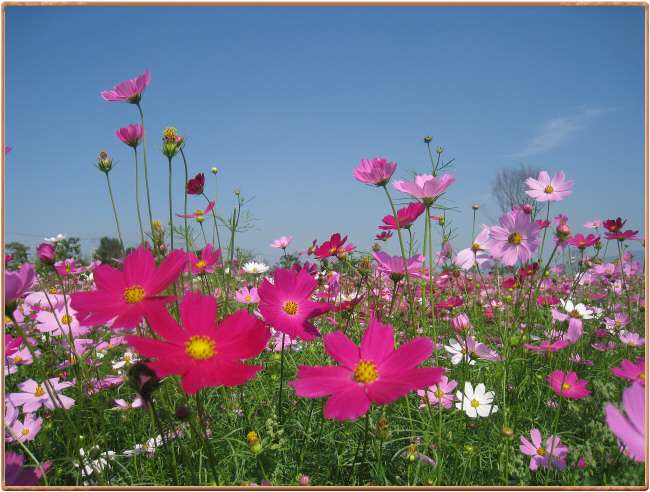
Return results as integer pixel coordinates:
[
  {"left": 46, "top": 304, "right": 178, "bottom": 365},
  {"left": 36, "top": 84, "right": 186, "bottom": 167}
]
[
  {"left": 337, "top": 251, "right": 347, "bottom": 261},
  {"left": 196, "top": 215, "right": 205, "bottom": 223},
  {"left": 556, "top": 223, "right": 571, "bottom": 239},
  {"left": 501, "top": 427, "right": 514, "bottom": 438},
  {"left": 372, "top": 242, "right": 381, "bottom": 252},
  {"left": 469, "top": 423, "right": 476, "bottom": 429},
  {"left": 37, "top": 243, "right": 56, "bottom": 265},
  {"left": 465, "top": 445, "right": 474, "bottom": 453},
  {"left": 300, "top": 476, "right": 310, "bottom": 486},
  {"left": 247, "top": 431, "right": 262, "bottom": 454},
  {"left": 450, "top": 313, "right": 470, "bottom": 334},
  {"left": 424, "top": 136, "right": 432, "bottom": 143},
  {"left": 175, "top": 405, "right": 190, "bottom": 421},
  {"left": 471, "top": 204, "right": 479, "bottom": 210},
  {"left": 273, "top": 353, "right": 281, "bottom": 361},
  {"left": 234, "top": 190, "right": 241, "bottom": 196},
  {"left": 211, "top": 167, "right": 218, "bottom": 174},
  {"left": 437, "top": 148, "right": 443, "bottom": 154},
  {"left": 376, "top": 417, "right": 389, "bottom": 441},
  {"left": 88, "top": 445, "right": 101, "bottom": 460},
  {"left": 522, "top": 204, "right": 533, "bottom": 215},
  {"left": 438, "top": 217, "right": 445, "bottom": 226}
]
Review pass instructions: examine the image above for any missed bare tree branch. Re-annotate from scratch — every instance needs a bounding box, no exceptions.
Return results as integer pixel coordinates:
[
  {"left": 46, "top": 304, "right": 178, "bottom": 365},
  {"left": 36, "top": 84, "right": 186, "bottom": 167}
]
[{"left": 490, "top": 163, "right": 544, "bottom": 216}]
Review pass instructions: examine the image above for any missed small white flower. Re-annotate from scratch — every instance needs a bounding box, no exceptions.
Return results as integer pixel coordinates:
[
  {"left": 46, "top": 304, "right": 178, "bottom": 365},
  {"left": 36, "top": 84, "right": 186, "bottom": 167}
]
[
  {"left": 242, "top": 262, "right": 269, "bottom": 274},
  {"left": 559, "top": 299, "right": 594, "bottom": 319},
  {"left": 44, "top": 234, "right": 66, "bottom": 243},
  {"left": 112, "top": 351, "right": 138, "bottom": 370},
  {"left": 455, "top": 381, "right": 498, "bottom": 418},
  {"left": 124, "top": 436, "right": 163, "bottom": 457}
]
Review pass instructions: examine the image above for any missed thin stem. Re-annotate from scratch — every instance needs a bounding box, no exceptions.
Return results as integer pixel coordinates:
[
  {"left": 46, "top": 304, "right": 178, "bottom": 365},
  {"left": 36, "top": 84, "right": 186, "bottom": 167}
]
[
  {"left": 168, "top": 156, "right": 174, "bottom": 251},
  {"left": 136, "top": 102, "right": 154, "bottom": 234},
  {"left": 104, "top": 173, "right": 125, "bottom": 256},
  {"left": 133, "top": 147, "right": 145, "bottom": 245}
]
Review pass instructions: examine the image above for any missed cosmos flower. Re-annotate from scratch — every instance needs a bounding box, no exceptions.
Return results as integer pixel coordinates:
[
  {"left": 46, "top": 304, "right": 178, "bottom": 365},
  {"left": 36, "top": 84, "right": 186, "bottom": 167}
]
[
  {"left": 235, "top": 286, "right": 260, "bottom": 304},
  {"left": 566, "top": 233, "right": 600, "bottom": 250},
  {"left": 353, "top": 158, "right": 397, "bottom": 186},
  {"left": 125, "top": 292, "right": 270, "bottom": 395},
  {"left": 547, "top": 370, "right": 590, "bottom": 399},
  {"left": 5, "top": 262, "right": 35, "bottom": 307},
  {"left": 605, "top": 383, "right": 645, "bottom": 462},
  {"left": 620, "top": 332, "right": 645, "bottom": 347},
  {"left": 175, "top": 201, "right": 215, "bottom": 219},
  {"left": 7, "top": 378, "right": 75, "bottom": 412},
  {"left": 4, "top": 452, "right": 51, "bottom": 486},
  {"left": 602, "top": 217, "right": 627, "bottom": 232},
  {"left": 313, "top": 233, "right": 356, "bottom": 260},
  {"left": 417, "top": 375, "right": 458, "bottom": 409},
  {"left": 371, "top": 251, "right": 428, "bottom": 282},
  {"left": 376, "top": 231, "right": 393, "bottom": 241},
  {"left": 5, "top": 413, "right": 43, "bottom": 443},
  {"left": 455, "top": 381, "right": 498, "bottom": 418},
  {"left": 487, "top": 212, "right": 542, "bottom": 267},
  {"left": 116, "top": 124, "right": 143, "bottom": 148},
  {"left": 186, "top": 173, "right": 205, "bottom": 195},
  {"left": 551, "top": 299, "right": 594, "bottom": 344},
  {"left": 519, "top": 429, "right": 568, "bottom": 471},
  {"left": 584, "top": 219, "right": 602, "bottom": 229},
  {"left": 242, "top": 262, "right": 269, "bottom": 274},
  {"left": 101, "top": 68, "right": 151, "bottom": 104},
  {"left": 270, "top": 236, "right": 293, "bottom": 249},
  {"left": 287, "top": 318, "right": 444, "bottom": 421},
  {"left": 454, "top": 226, "right": 492, "bottom": 270},
  {"left": 379, "top": 202, "right": 426, "bottom": 231},
  {"left": 392, "top": 171, "right": 456, "bottom": 206},
  {"left": 44, "top": 234, "right": 66, "bottom": 243},
  {"left": 610, "top": 359, "right": 645, "bottom": 386},
  {"left": 525, "top": 171, "right": 573, "bottom": 202},
  {"left": 185, "top": 245, "right": 222, "bottom": 275}
]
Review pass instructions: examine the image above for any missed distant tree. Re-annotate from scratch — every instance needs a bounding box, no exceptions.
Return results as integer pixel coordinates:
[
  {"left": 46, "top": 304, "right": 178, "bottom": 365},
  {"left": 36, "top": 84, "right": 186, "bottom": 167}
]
[
  {"left": 277, "top": 252, "right": 300, "bottom": 271},
  {"left": 5, "top": 242, "right": 30, "bottom": 270},
  {"left": 491, "top": 164, "right": 544, "bottom": 216},
  {"left": 93, "top": 237, "right": 124, "bottom": 266},
  {"left": 56, "top": 237, "right": 88, "bottom": 265}
]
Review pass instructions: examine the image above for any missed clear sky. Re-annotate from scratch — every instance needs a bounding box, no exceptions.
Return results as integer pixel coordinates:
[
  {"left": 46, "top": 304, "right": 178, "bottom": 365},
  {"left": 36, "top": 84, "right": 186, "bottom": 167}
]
[{"left": 3, "top": 4, "right": 646, "bottom": 266}]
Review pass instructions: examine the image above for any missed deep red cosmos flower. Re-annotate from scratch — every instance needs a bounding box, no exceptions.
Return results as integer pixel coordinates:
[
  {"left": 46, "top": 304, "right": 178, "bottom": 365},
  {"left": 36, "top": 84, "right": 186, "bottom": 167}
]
[
  {"left": 313, "top": 233, "right": 357, "bottom": 260},
  {"left": 604, "top": 230, "right": 640, "bottom": 242},
  {"left": 603, "top": 218, "right": 627, "bottom": 232},
  {"left": 379, "top": 202, "right": 426, "bottom": 230},
  {"left": 186, "top": 173, "right": 205, "bottom": 195}
]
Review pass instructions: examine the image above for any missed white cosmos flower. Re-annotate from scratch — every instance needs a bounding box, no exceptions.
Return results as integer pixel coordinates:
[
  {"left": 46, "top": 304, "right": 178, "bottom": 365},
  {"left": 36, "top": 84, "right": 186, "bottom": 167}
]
[
  {"left": 44, "top": 234, "right": 66, "bottom": 243},
  {"left": 559, "top": 299, "right": 594, "bottom": 319},
  {"left": 455, "top": 381, "right": 498, "bottom": 418},
  {"left": 242, "top": 262, "right": 269, "bottom": 274}
]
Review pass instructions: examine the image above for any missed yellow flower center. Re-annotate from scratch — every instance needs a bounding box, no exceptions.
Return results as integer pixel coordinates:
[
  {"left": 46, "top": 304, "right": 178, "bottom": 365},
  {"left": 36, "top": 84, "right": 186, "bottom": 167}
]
[
  {"left": 14, "top": 356, "right": 23, "bottom": 363},
  {"left": 544, "top": 185, "right": 554, "bottom": 194},
  {"left": 470, "top": 399, "right": 480, "bottom": 408},
  {"left": 252, "top": 268, "right": 258, "bottom": 273},
  {"left": 61, "top": 315, "right": 73, "bottom": 325},
  {"left": 562, "top": 383, "right": 572, "bottom": 390},
  {"left": 21, "top": 429, "right": 29, "bottom": 436},
  {"left": 283, "top": 301, "right": 299, "bottom": 316},
  {"left": 124, "top": 355, "right": 131, "bottom": 363},
  {"left": 49, "top": 287, "right": 58, "bottom": 294},
  {"left": 628, "top": 341, "right": 635, "bottom": 346},
  {"left": 471, "top": 243, "right": 482, "bottom": 253},
  {"left": 153, "top": 220, "right": 162, "bottom": 230},
  {"left": 185, "top": 335, "right": 216, "bottom": 360},
  {"left": 4, "top": 316, "right": 10, "bottom": 323},
  {"left": 354, "top": 359, "right": 378, "bottom": 383},
  {"left": 434, "top": 389, "right": 445, "bottom": 398},
  {"left": 639, "top": 372, "right": 645, "bottom": 380},
  {"left": 163, "top": 127, "right": 178, "bottom": 142},
  {"left": 568, "top": 309, "right": 582, "bottom": 319},
  {"left": 142, "top": 443, "right": 150, "bottom": 450},
  {"left": 537, "top": 447, "right": 546, "bottom": 456},
  {"left": 328, "top": 247, "right": 337, "bottom": 255},
  {"left": 195, "top": 260, "right": 206, "bottom": 269},
  {"left": 245, "top": 296, "right": 252, "bottom": 302},
  {"left": 108, "top": 344, "right": 114, "bottom": 348},
  {"left": 34, "top": 385, "right": 45, "bottom": 397},
  {"left": 127, "top": 403, "right": 132, "bottom": 409},
  {"left": 69, "top": 356, "right": 76, "bottom": 365},
  {"left": 124, "top": 286, "right": 145, "bottom": 304},
  {"left": 247, "top": 431, "right": 259, "bottom": 445},
  {"left": 281, "top": 243, "right": 286, "bottom": 247},
  {"left": 508, "top": 233, "right": 523, "bottom": 245},
  {"left": 615, "top": 321, "right": 621, "bottom": 326}
]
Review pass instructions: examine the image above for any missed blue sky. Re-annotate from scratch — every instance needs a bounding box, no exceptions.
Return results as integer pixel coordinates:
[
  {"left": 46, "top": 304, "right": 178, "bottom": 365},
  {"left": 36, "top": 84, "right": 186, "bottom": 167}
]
[{"left": 3, "top": 5, "right": 646, "bottom": 266}]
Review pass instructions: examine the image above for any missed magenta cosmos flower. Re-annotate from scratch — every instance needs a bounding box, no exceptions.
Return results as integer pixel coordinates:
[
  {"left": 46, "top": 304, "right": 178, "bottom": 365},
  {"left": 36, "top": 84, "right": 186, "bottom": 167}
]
[
  {"left": 610, "top": 359, "right": 645, "bottom": 386},
  {"left": 487, "top": 212, "right": 542, "bottom": 267},
  {"left": 519, "top": 429, "right": 568, "bottom": 471},
  {"left": 393, "top": 171, "right": 456, "bottom": 206},
  {"left": 353, "top": 158, "right": 397, "bottom": 186},
  {"left": 5, "top": 452, "right": 51, "bottom": 486},
  {"left": 116, "top": 124, "right": 143, "bottom": 148},
  {"left": 270, "top": 236, "right": 293, "bottom": 249},
  {"left": 566, "top": 233, "right": 600, "bottom": 250},
  {"left": 525, "top": 170, "right": 573, "bottom": 202},
  {"left": 185, "top": 244, "right": 221, "bottom": 275},
  {"left": 5, "top": 263, "right": 35, "bottom": 308},
  {"left": 258, "top": 267, "right": 333, "bottom": 341},
  {"left": 101, "top": 68, "right": 151, "bottom": 103},
  {"left": 125, "top": 292, "right": 270, "bottom": 395},
  {"left": 70, "top": 246, "right": 186, "bottom": 330},
  {"left": 287, "top": 318, "right": 444, "bottom": 421},
  {"left": 605, "top": 383, "right": 645, "bottom": 462},
  {"left": 176, "top": 201, "right": 215, "bottom": 218},
  {"left": 547, "top": 370, "right": 591, "bottom": 399},
  {"left": 7, "top": 377, "right": 75, "bottom": 412},
  {"left": 379, "top": 202, "right": 426, "bottom": 231}
]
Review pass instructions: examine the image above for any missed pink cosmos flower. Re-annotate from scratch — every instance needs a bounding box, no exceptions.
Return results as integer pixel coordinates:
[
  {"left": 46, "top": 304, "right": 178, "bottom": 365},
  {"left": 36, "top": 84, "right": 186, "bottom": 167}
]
[
  {"left": 299, "top": 239, "right": 318, "bottom": 256},
  {"left": 5, "top": 146, "right": 12, "bottom": 155},
  {"left": 110, "top": 396, "right": 144, "bottom": 411},
  {"left": 7, "top": 378, "right": 75, "bottom": 412},
  {"left": 353, "top": 158, "right": 397, "bottom": 186},
  {"left": 566, "top": 233, "right": 600, "bottom": 250},
  {"left": 584, "top": 219, "right": 602, "bottom": 229},
  {"left": 535, "top": 219, "right": 551, "bottom": 229},
  {"left": 270, "top": 236, "right": 293, "bottom": 249},
  {"left": 376, "top": 231, "right": 393, "bottom": 241},
  {"left": 610, "top": 359, "right": 645, "bottom": 386},
  {"left": 454, "top": 226, "right": 492, "bottom": 270},
  {"left": 101, "top": 68, "right": 151, "bottom": 103},
  {"left": 605, "top": 383, "right": 645, "bottom": 462},
  {"left": 525, "top": 171, "right": 573, "bottom": 202},
  {"left": 604, "top": 312, "right": 630, "bottom": 330},
  {"left": 5, "top": 262, "right": 35, "bottom": 307},
  {"left": 175, "top": 201, "right": 215, "bottom": 219},
  {"left": 547, "top": 370, "right": 591, "bottom": 399},
  {"left": 287, "top": 318, "right": 444, "bottom": 421},
  {"left": 620, "top": 332, "right": 645, "bottom": 347},
  {"left": 236, "top": 286, "right": 260, "bottom": 304},
  {"left": 604, "top": 229, "right": 641, "bottom": 242},
  {"left": 417, "top": 375, "right": 458, "bottom": 409},
  {"left": 70, "top": 246, "right": 186, "bottom": 330},
  {"left": 592, "top": 341, "right": 617, "bottom": 352},
  {"left": 125, "top": 292, "right": 270, "bottom": 395},
  {"left": 6, "top": 413, "right": 43, "bottom": 442},
  {"left": 371, "top": 251, "right": 428, "bottom": 282},
  {"left": 116, "top": 124, "right": 143, "bottom": 148},
  {"left": 551, "top": 299, "right": 593, "bottom": 344},
  {"left": 523, "top": 340, "right": 570, "bottom": 352},
  {"left": 185, "top": 245, "right": 222, "bottom": 275},
  {"left": 313, "top": 234, "right": 356, "bottom": 260},
  {"left": 4, "top": 452, "right": 51, "bottom": 486},
  {"left": 258, "top": 267, "right": 333, "bottom": 341},
  {"left": 553, "top": 213, "right": 568, "bottom": 226},
  {"left": 392, "top": 172, "right": 456, "bottom": 206},
  {"left": 519, "top": 429, "right": 568, "bottom": 471},
  {"left": 379, "top": 202, "right": 426, "bottom": 231},
  {"left": 487, "top": 212, "right": 542, "bottom": 267}
]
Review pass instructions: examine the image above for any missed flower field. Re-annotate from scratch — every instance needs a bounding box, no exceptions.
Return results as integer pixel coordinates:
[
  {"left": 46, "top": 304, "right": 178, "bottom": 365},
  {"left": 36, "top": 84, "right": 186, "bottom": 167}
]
[{"left": 3, "top": 68, "right": 646, "bottom": 487}]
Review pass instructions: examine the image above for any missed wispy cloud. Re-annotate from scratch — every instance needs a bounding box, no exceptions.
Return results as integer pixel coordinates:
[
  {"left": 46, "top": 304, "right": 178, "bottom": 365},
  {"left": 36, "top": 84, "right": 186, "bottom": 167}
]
[{"left": 504, "top": 109, "right": 608, "bottom": 158}]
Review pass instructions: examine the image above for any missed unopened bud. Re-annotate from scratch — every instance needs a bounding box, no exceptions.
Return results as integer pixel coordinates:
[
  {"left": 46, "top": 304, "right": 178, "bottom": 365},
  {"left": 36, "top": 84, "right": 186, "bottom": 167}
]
[
  {"left": 88, "top": 446, "right": 101, "bottom": 460},
  {"left": 424, "top": 136, "right": 432, "bottom": 143},
  {"left": 450, "top": 314, "right": 470, "bottom": 334},
  {"left": 175, "top": 405, "right": 190, "bottom": 421},
  {"left": 465, "top": 445, "right": 474, "bottom": 453},
  {"left": 437, "top": 148, "right": 443, "bottom": 154},
  {"left": 372, "top": 242, "right": 381, "bottom": 252},
  {"left": 472, "top": 204, "right": 479, "bottom": 210},
  {"left": 299, "top": 476, "right": 310, "bottom": 486},
  {"left": 211, "top": 167, "right": 218, "bottom": 174},
  {"left": 501, "top": 427, "right": 514, "bottom": 438},
  {"left": 556, "top": 223, "right": 571, "bottom": 239},
  {"left": 438, "top": 217, "right": 445, "bottom": 226},
  {"left": 376, "top": 417, "right": 389, "bottom": 441}
]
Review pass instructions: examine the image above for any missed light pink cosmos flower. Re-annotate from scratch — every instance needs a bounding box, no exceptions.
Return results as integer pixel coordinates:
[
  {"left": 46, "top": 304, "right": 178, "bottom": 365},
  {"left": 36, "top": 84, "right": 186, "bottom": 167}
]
[
  {"left": 7, "top": 378, "right": 75, "bottom": 412},
  {"left": 35, "top": 302, "right": 90, "bottom": 337},
  {"left": 392, "top": 172, "right": 456, "bottom": 206},
  {"left": 353, "top": 158, "right": 397, "bottom": 186},
  {"left": 5, "top": 263, "right": 35, "bottom": 307},
  {"left": 605, "top": 383, "right": 645, "bottom": 462},
  {"left": 610, "top": 359, "right": 645, "bottom": 386},
  {"left": 454, "top": 226, "right": 492, "bottom": 270},
  {"left": 236, "top": 286, "right": 260, "bottom": 304},
  {"left": 553, "top": 213, "right": 569, "bottom": 226},
  {"left": 101, "top": 68, "right": 151, "bottom": 103},
  {"left": 417, "top": 375, "right": 458, "bottom": 409},
  {"left": 287, "top": 318, "right": 444, "bottom": 422},
  {"left": 487, "top": 212, "right": 542, "bottom": 267},
  {"left": 584, "top": 219, "right": 602, "bottom": 229},
  {"left": 110, "top": 396, "right": 144, "bottom": 411},
  {"left": 6, "top": 413, "right": 43, "bottom": 443},
  {"left": 270, "top": 236, "right": 293, "bottom": 249},
  {"left": 620, "top": 332, "right": 645, "bottom": 347},
  {"left": 520, "top": 429, "right": 568, "bottom": 471},
  {"left": 371, "top": 251, "right": 428, "bottom": 282},
  {"left": 525, "top": 171, "right": 573, "bottom": 202}
]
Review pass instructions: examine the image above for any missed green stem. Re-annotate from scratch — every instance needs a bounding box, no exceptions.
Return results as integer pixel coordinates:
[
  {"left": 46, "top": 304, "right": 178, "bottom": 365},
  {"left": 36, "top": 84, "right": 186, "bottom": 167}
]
[
  {"left": 104, "top": 173, "right": 125, "bottom": 256},
  {"left": 136, "top": 102, "right": 154, "bottom": 235},
  {"left": 133, "top": 147, "right": 145, "bottom": 245},
  {"left": 167, "top": 156, "right": 174, "bottom": 251}
]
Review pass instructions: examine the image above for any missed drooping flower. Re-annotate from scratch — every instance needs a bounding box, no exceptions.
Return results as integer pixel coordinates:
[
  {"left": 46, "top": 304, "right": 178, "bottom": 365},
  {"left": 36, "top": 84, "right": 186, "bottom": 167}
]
[
  {"left": 604, "top": 229, "right": 641, "bottom": 242},
  {"left": 185, "top": 245, "right": 221, "bottom": 275},
  {"left": 605, "top": 383, "right": 645, "bottom": 462},
  {"left": 101, "top": 68, "right": 151, "bottom": 104},
  {"left": 186, "top": 173, "right": 205, "bottom": 195},
  {"left": 125, "top": 292, "right": 270, "bottom": 395},
  {"left": 487, "top": 212, "right": 542, "bottom": 267},
  {"left": 5, "top": 262, "right": 35, "bottom": 309},
  {"left": 4, "top": 452, "right": 51, "bottom": 486},
  {"left": 116, "top": 124, "right": 144, "bottom": 148},
  {"left": 379, "top": 202, "right": 426, "bottom": 231},
  {"left": 258, "top": 267, "right": 333, "bottom": 341},
  {"left": 519, "top": 429, "right": 568, "bottom": 471},
  {"left": 270, "top": 236, "right": 293, "bottom": 249},
  {"left": 376, "top": 231, "right": 393, "bottom": 241},
  {"left": 610, "top": 359, "right": 645, "bottom": 386},
  {"left": 6, "top": 378, "right": 75, "bottom": 412},
  {"left": 547, "top": 370, "right": 590, "bottom": 399},
  {"left": 455, "top": 381, "right": 498, "bottom": 418},
  {"left": 287, "top": 318, "right": 444, "bottom": 421},
  {"left": 454, "top": 226, "right": 492, "bottom": 270},
  {"left": 70, "top": 246, "right": 186, "bottom": 330},
  {"left": 525, "top": 171, "right": 573, "bottom": 202},
  {"left": 175, "top": 201, "right": 215, "bottom": 219},
  {"left": 353, "top": 158, "right": 397, "bottom": 186},
  {"left": 313, "top": 233, "right": 356, "bottom": 260},
  {"left": 392, "top": 172, "right": 456, "bottom": 206}
]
